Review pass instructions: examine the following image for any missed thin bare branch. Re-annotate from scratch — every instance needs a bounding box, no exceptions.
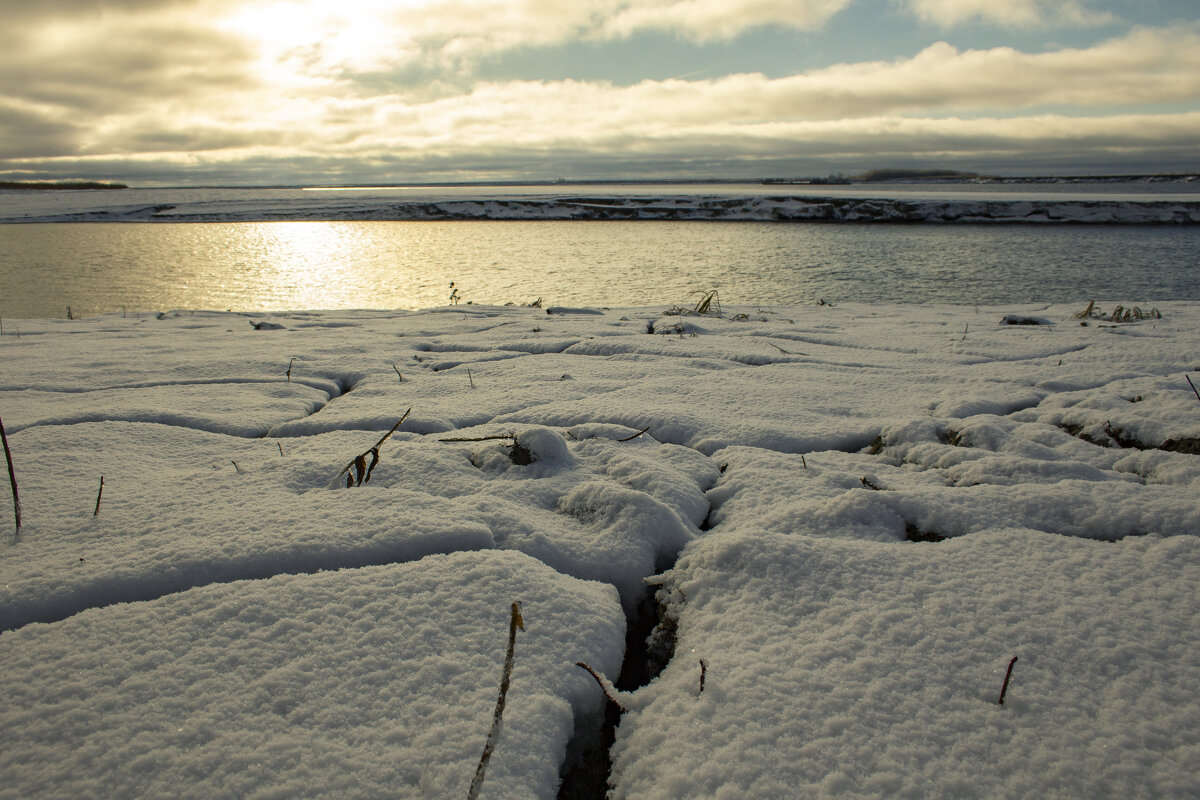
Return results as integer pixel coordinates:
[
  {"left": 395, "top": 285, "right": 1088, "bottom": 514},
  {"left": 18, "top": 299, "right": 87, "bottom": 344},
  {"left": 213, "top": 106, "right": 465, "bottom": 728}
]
[
  {"left": 617, "top": 426, "right": 651, "bottom": 442},
  {"left": 438, "top": 434, "right": 515, "bottom": 443},
  {"left": 574, "top": 662, "right": 628, "bottom": 712}
]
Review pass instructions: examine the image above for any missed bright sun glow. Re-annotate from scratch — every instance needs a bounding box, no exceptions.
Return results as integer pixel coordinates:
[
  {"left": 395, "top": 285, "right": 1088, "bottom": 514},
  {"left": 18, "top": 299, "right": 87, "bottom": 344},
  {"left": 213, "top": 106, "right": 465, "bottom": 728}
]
[{"left": 215, "top": 0, "right": 431, "bottom": 79}]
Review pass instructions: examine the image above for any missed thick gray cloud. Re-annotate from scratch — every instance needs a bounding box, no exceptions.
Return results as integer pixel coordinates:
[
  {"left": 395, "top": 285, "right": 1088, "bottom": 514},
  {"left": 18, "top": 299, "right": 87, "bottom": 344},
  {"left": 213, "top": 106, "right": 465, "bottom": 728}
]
[
  {"left": 0, "top": 27, "right": 255, "bottom": 113},
  {"left": 1, "top": 1, "right": 1197, "bottom": 183},
  {"left": 0, "top": 103, "right": 85, "bottom": 159}
]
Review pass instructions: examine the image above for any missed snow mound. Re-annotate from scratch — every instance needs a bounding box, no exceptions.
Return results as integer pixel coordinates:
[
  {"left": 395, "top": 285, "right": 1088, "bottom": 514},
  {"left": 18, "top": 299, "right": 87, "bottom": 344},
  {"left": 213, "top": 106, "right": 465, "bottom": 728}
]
[
  {"left": 610, "top": 530, "right": 1200, "bottom": 799},
  {"left": 0, "top": 550, "right": 625, "bottom": 800}
]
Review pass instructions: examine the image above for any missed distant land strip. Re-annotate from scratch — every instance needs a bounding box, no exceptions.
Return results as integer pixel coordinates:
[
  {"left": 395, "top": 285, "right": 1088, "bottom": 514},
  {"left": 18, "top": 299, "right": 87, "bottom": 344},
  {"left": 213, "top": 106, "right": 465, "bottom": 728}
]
[{"left": 0, "top": 181, "right": 128, "bottom": 191}]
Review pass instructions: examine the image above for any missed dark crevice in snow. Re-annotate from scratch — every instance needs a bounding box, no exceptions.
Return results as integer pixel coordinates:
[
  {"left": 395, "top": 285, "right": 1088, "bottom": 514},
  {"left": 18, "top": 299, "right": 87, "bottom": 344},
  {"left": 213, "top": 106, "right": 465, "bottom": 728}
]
[
  {"left": 558, "top": 490, "right": 701, "bottom": 800},
  {"left": 1058, "top": 422, "right": 1112, "bottom": 448},
  {"left": 557, "top": 581, "right": 679, "bottom": 800},
  {"left": 558, "top": 493, "right": 702, "bottom": 800},
  {"left": 557, "top": 704, "right": 621, "bottom": 800},
  {"left": 618, "top": 583, "right": 679, "bottom": 691},
  {"left": 1058, "top": 421, "right": 1200, "bottom": 455},
  {"left": 905, "top": 522, "right": 948, "bottom": 543},
  {"left": 1161, "top": 437, "right": 1200, "bottom": 454},
  {"left": 271, "top": 374, "right": 358, "bottom": 431}
]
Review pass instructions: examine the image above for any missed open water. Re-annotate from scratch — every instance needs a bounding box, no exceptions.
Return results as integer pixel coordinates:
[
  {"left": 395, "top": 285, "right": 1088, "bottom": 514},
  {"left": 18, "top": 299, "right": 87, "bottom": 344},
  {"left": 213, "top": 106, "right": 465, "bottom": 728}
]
[{"left": 1, "top": 183, "right": 1197, "bottom": 318}]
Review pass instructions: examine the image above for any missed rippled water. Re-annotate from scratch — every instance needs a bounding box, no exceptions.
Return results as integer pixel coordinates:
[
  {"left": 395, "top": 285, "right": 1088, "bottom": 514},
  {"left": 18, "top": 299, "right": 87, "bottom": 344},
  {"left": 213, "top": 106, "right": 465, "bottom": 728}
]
[{"left": 2, "top": 219, "right": 1197, "bottom": 318}]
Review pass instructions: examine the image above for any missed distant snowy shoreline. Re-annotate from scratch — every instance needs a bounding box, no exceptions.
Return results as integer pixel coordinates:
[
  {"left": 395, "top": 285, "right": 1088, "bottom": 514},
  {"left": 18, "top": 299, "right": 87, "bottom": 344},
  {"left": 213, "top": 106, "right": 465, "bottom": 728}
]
[{"left": 4, "top": 193, "right": 1199, "bottom": 224}]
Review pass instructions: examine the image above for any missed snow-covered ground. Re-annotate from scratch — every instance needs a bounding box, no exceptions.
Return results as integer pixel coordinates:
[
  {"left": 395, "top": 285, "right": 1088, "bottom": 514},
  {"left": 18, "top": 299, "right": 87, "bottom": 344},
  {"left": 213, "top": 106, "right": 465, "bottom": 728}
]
[{"left": 2, "top": 300, "right": 1199, "bottom": 798}]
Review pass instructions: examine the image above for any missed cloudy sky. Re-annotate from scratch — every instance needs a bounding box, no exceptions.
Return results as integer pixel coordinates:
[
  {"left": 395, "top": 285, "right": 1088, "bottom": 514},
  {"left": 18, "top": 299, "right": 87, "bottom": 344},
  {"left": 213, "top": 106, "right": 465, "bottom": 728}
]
[{"left": 2, "top": 0, "right": 1197, "bottom": 185}]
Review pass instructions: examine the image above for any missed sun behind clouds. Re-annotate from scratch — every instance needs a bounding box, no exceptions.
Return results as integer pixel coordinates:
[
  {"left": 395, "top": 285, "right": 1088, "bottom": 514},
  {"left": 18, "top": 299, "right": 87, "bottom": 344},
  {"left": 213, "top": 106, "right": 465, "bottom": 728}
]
[
  {"left": 1, "top": 0, "right": 1198, "bottom": 183},
  {"left": 213, "top": 0, "right": 430, "bottom": 79}
]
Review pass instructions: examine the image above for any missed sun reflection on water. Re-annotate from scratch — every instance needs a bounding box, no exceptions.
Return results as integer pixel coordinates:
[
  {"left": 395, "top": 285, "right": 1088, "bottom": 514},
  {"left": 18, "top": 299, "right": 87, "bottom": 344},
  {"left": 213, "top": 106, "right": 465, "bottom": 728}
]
[
  {"left": 4, "top": 220, "right": 1198, "bottom": 319},
  {"left": 232, "top": 222, "right": 359, "bottom": 310}
]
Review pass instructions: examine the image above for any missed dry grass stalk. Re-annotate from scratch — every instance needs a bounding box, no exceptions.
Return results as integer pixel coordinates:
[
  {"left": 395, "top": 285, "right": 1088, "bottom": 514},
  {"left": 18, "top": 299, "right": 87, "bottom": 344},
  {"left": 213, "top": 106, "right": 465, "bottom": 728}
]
[
  {"left": 286, "top": 358, "right": 295, "bottom": 383},
  {"left": 764, "top": 340, "right": 799, "bottom": 355},
  {"left": 1072, "top": 300, "right": 1162, "bottom": 323},
  {"left": 1, "top": 415, "right": 20, "bottom": 533},
  {"left": 1109, "top": 305, "right": 1161, "bottom": 322},
  {"left": 467, "top": 601, "right": 524, "bottom": 800},
  {"left": 691, "top": 289, "right": 721, "bottom": 316},
  {"left": 335, "top": 408, "right": 412, "bottom": 487},
  {"left": 93, "top": 476, "right": 104, "bottom": 516},
  {"left": 997, "top": 656, "right": 1018, "bottom": 705}
]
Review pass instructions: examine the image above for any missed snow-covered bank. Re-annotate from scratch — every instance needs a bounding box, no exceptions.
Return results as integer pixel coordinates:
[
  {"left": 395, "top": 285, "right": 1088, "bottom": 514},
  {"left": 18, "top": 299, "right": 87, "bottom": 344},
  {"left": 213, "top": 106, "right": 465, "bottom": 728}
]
[
  {"left": 5, "top": 193, "right": 1199, "bottom": 224},
  {"left": 2, "top": 301, "right": 1200, "bottom": 797}
]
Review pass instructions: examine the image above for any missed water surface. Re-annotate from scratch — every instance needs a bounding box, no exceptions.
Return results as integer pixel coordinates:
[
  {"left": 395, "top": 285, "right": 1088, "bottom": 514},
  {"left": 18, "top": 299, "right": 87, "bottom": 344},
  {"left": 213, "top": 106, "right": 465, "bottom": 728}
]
[{"left": 2, "top": 220, "right": 1195, "bottom": 318}]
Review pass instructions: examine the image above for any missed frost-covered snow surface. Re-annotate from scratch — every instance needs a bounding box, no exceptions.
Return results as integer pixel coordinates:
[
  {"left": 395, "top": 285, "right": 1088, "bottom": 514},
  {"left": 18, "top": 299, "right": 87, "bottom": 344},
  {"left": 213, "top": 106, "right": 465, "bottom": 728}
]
[{"left": 2, "top": 301, "right": 1200, "bottom": 798}]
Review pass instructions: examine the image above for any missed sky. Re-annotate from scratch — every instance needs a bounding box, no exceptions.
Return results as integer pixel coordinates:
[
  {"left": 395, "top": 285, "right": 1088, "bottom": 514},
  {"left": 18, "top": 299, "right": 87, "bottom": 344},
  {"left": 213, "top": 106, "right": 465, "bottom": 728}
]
[{"left": 0, "top": 0, "right": 1197, "bottom": 186}]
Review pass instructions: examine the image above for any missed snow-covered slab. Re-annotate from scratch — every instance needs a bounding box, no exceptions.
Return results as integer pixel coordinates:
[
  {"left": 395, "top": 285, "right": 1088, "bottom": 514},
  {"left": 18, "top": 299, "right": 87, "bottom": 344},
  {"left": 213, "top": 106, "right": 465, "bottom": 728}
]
[
  {"left": 4, "top": 383, "right": 329, "bottom": 437},
  {"left": 707, "top": 378, "right": 1200, "bottom": 543},
  {"left": 0, "top": 550, "right": 625, "bottom": 800},
  {"left": 0, "top": 312, "right": 348, "bottom": 394},
  {"left": 609, "top": 530, "right": 1200, "bottom": 799},
  {"left": 1, "top": 418, "right": 714, "bottom": 629},
  {"left": 498, "top": 356, "right": 1050, "bottom": 454},
  {"left": 0, "top": 422, "right": 496, "bottom": 630},
  {"left": 707, "top": 441, "right": 1200, "bottom": 543},
  {"left": 1011, "top": 372, "right": 1200, "bottom": 451},
  {"left": 266, "top": 350, "right": 723, "bottom": 438}
]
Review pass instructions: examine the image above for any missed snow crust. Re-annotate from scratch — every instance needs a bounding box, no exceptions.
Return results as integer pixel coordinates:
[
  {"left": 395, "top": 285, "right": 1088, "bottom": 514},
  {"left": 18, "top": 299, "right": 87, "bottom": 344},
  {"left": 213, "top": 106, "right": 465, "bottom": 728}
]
[
  {"left": 3, "top": 299, "right": 1200, "bottom": 797},
  {"left": 611, "top": 530, "right": 1200, "bottom": 799},
  {"left": 2, "top": 551, "right": 625, "bottom": 800}
]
